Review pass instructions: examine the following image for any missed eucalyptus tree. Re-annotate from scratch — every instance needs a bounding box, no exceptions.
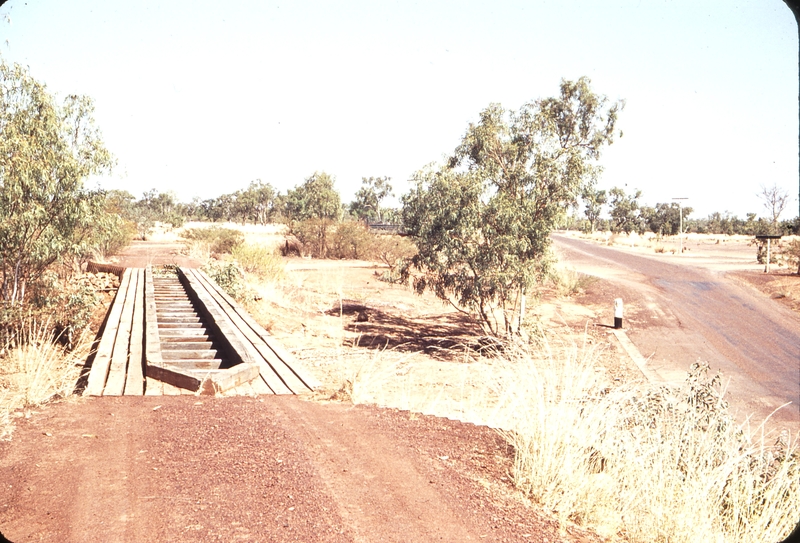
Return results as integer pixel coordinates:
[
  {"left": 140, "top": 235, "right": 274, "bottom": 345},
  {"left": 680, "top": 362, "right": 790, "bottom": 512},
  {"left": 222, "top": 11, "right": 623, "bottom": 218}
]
[
  {"left": 285, "top": 172, "right": 342, "bottom": 257},
  {"left": 232, "top": 179, "right": 277, "bottom": 225},
  {"left": 581, "top": 186, "right": 607, "bottom": 233},
  {"left": 349, "top": 176, "right": 393, "bottom": 222},
  {"left": 644, "top": 202, "right": 693, "bottom": 236},
  {"left": 402, "top": 78, "right": 623, "bottom": 336},
  {"left": 608, "top": 187, "right": 642, "bottom": 234},
  {"left": 285, "top": 171, "right": 341, "bottom": 222},
  {"left": 0, "top": 58, "right": 114, "bottom": 305}
]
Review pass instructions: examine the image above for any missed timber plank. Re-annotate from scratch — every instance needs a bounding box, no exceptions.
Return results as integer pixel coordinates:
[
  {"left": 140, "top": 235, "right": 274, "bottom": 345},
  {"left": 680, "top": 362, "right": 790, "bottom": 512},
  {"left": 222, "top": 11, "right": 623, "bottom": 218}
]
[
  {"left": 144, "top": 267, "right": 162, "bottom": 369},
  {"left": 124, "top": 268, "right": 146, "bottom": 396},
  {"left": 144, "top": 376, "right": 163, "bottom": 396},
  {"left": 249, "top": 374, "right": 272, "bottom": 395},
  {"left": 161, "top": 350, "right": 219, "bottom": 360},
  {"left": 182, "top": 269, "right": 292, "bottom": 394},
  {"left": 160, "top": 360, "right": 224, "bottom": 370},
  {"left": 147, "top": 363, "right": 201, "bottom": 392},
  {"left": 198, "top": 363, "right": 260, "bottom": 395},
  {"left": 104, "top": 267, "right": 139, "bottom": 396},
  {"left": 190, "top": 268, "right": 316, "bottom": 392},
  {"left": 160, "top": 380, "right": 183, "bottom": 395},
  {"left": 160, "top": 341, "right": 214, "bottom": 350},
  {"left": 84, "top": 268, "right": 133, "bottom": 396},
  {"left": 158, "top": 329, "right": 209, "bottom": 337},
  {"left": 159, "top": 322, "right": 204, "bottom": 329}
]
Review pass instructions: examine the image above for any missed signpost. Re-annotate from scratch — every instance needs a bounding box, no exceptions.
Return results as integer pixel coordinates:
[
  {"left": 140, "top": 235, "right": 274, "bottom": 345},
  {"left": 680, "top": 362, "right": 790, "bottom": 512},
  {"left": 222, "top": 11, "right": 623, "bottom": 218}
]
[{"left": 755, "top": 235, "right": 783, "bottom": 273}]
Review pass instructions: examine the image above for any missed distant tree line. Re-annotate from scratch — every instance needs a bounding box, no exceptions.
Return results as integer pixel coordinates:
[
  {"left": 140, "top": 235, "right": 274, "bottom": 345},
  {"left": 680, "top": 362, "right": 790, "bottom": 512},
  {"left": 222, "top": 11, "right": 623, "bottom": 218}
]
[
  {"left": 114, "top": 174, "right": 400, "bottom": 234},
  {"left": 576, "top": 185, "right": 799, "bottom": 237}
]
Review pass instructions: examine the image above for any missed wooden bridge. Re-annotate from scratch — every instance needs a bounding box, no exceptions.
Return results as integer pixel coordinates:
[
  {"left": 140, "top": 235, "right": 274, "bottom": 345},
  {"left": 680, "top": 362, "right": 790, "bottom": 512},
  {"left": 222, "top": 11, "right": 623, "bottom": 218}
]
[{"left": 83, "top": 266, "right": 318, "bottom": 397}]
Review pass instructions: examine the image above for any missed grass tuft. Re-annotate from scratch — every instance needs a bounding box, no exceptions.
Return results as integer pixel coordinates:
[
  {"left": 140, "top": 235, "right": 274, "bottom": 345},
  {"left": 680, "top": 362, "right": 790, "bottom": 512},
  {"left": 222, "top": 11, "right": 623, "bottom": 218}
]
[
  {"left": 0, "top": 320, "right": 88, "bottom": 439},
  {"left": 551, "top": 268, "right": 596, "bottom": 297},
  {"left": 231, "top": 243, "right": 285, "bottom": 280}
]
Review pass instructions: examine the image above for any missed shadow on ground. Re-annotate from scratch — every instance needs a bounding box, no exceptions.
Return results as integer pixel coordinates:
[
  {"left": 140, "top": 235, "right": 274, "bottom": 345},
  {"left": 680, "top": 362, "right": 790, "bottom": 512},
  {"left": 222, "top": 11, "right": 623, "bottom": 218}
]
[{"left": 326, "top": 302, "right": 490, "bottom": 360}]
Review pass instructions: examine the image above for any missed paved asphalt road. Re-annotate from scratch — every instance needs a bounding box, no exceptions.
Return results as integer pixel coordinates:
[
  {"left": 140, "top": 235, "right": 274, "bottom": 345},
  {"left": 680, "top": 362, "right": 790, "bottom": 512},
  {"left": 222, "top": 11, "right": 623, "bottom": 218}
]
[{"left": 553, "top": 234, "right": 800, "bottom": 433}]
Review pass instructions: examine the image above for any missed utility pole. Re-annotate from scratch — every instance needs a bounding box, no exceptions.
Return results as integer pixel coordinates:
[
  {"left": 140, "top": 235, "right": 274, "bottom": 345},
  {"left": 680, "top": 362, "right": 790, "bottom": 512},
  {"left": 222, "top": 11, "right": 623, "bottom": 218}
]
[
  {"left": 783, "top": 1, "right": 800, "bottom": 217},
  {"left": 672, "top": 197, "right": 688, "bottom": 254}
]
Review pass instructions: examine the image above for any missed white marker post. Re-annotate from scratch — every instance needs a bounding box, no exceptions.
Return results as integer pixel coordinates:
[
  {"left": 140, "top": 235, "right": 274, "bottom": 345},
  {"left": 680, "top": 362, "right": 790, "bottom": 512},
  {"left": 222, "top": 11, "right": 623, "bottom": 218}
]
[{"left": 614, "top": 298, "right": 623, "bottom": 329}]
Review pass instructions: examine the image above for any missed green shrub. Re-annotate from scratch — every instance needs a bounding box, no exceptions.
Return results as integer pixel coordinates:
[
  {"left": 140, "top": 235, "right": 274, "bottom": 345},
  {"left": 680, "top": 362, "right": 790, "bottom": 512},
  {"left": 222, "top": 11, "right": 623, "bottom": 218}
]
[
  {"left": 203, "top": 260, "right": 247, "bottom": 300},
  {"left": 781, "top": 239, "right": 800, "bottom": 274},
  {"left": 329, "top": 222, "right": 374, "bottom": 259},
  {"left": 231, "top": 243, "right": 284, "bottom": 280},
  {"left": 752, "top": 239, "right": 780, "bottom": 265},
  {"left": 182, "top": 226, "right": 244, "bottom": 254},
  {"left": 25, "top": 271, "right": 100, "bottom": 348}
]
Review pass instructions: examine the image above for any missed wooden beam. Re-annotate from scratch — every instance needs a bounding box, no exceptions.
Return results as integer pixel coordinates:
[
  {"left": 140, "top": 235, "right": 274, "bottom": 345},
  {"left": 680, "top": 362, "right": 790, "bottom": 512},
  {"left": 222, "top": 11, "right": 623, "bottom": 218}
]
[
  {"left": 84, "top": 268, "right": 133, "bottom": 396},
  {"left": 146, "top": 363, "right": 202, "bottom": 392},
  {"left": 182, "top": 268, "right": 292, "bottom": 394},
  {"left": 191, "top": 268, "right": 319, "bottom": 392},
  {"left": 198, "top": 363, "right": 261, "bottom": 395},
  {"left": 143, "top": 267, "right": 163, "bottom": 369},
  {"left": 105, "top": 267, "right": 139, "bottom": 396},
  {"left": 124, "top": 268, "right": 146, "bottom": 396}
]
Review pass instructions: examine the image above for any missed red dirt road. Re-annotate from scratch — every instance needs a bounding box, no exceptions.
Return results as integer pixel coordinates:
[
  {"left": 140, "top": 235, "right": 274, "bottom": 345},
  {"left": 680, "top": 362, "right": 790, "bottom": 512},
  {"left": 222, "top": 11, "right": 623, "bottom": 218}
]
[{"left": 0, "top": 396, "right": 593, "bottom": 543}]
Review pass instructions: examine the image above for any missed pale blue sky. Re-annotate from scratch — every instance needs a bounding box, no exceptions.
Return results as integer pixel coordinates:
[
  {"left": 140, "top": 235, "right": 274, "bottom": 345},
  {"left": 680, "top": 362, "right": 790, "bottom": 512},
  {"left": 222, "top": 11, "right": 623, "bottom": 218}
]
[{"left": 0, "top": 0, "right": 797, "bottom": 219}]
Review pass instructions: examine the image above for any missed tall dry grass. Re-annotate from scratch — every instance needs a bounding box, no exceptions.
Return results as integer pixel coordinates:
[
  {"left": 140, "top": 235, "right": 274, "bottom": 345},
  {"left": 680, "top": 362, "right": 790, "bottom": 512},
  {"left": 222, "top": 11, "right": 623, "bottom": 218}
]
[
  {"left": 345, "top": 335, "right": 799, "bottom": 543},
  {"left": 0, "top": 320, "right": 88, "bottom": 439}
]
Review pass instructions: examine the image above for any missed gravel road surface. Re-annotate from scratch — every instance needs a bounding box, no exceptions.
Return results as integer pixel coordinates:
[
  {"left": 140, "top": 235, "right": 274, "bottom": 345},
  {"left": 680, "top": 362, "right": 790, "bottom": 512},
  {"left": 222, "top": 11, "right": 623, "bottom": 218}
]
[
  {"left": 554, "top": 234, "right": 800, "bottom": 433},
  {"left": 0, "top": 396, "right": 599, "bottom": 543}
]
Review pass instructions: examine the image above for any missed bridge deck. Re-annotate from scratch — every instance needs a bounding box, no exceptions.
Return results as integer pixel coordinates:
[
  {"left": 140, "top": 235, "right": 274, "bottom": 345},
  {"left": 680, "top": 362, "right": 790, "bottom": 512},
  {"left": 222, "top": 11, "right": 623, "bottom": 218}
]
[{"left": 84, "top": 266, "right": 318, "bottom": 397}]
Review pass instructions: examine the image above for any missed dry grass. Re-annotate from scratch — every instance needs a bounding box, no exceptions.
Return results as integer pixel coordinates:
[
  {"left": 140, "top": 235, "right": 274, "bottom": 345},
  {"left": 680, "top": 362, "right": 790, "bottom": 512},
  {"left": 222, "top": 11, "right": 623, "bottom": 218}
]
[
  {"left": 0, "top": 321, "right": 89, "bottom": 439},
  {"left": 496, "top": 343, "right": 798, "bottom": 543},
  {"left": 551, "top": 267, "right": 597, "bottom": 297},
  {"left": 340, "top": 334, "right": 799, "bottom": 543}
]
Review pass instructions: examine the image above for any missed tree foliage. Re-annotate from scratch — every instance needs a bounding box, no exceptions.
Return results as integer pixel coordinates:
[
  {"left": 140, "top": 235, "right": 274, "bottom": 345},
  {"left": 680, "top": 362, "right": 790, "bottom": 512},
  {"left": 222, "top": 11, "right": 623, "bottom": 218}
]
[
  {"left": 285, "top": 171, "right": 341, "bottom": 222},
  {"left": 581, "top": 186, "right": 607, "bottom": 233},
  {"left": 608, "top": 187, "right": 642, "bottom": 233},
  {"left": 349, "top": 176, "right": 393, "bottom": 222},
  {"left": 285, "top": 172, "right": 342, "bottom": 258},
  {"left": 232, "top": 179, "right": 277, "bottom": 225},
  {"left": 402, "top": 77, "right": 623, "bottom": 336},
  {"left": 640, "top": 202, "right": 693, "bottom": 236},
  {"left": 0, "top": 58, "right": 114, "bottom": 305}
]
